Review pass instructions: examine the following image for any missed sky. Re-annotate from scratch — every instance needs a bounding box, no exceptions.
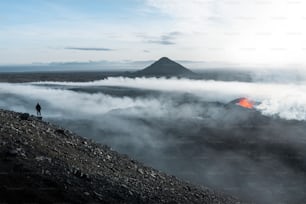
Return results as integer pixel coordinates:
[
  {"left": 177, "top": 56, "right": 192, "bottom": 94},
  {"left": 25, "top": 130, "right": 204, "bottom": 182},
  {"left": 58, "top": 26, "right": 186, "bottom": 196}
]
[{"left": 1, "top": 0, "right": 306, "bottom": 68}]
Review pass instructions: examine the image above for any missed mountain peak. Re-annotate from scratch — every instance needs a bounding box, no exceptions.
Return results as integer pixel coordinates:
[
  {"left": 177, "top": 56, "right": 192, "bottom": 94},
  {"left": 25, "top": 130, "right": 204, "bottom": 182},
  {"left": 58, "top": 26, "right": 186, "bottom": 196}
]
[
  {"left": 158, "top": 57, "right": 171, "bottom": 61},
  {"left": 155, "top": 57, "right": 179, "bottom": 65},
  {"left": 136, "top": 57, "right": 195, "bottom": 77}
]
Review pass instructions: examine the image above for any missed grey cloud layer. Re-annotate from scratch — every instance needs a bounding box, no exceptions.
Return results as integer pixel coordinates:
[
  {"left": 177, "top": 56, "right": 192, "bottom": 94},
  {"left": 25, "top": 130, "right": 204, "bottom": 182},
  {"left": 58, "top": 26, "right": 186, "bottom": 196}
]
[
  {"left": 65, "top": 47, "right": 114, "bottom": 51},
  {"left": 138, "top": 32, "right": 182, "bottom": 45}
]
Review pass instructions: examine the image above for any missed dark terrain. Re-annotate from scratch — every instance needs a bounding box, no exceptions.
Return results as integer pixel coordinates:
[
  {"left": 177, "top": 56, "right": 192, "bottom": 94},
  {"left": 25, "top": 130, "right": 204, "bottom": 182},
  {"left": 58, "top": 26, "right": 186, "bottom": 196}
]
[
  {"left": 0, "top": 109, "right": 244, "bottom": 204},
  {"left": 0, "top": 71, "right": 126, "bottom": 83},
  {"left": 0, "top": 57, "right": 256, "bottom": 83}
]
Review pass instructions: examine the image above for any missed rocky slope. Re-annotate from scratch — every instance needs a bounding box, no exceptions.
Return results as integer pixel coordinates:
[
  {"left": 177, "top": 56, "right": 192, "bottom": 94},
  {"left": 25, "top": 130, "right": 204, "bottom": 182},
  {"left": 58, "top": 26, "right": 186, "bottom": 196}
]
[{"left": 0, "top": 109, "right": 245, "bottom": 204}]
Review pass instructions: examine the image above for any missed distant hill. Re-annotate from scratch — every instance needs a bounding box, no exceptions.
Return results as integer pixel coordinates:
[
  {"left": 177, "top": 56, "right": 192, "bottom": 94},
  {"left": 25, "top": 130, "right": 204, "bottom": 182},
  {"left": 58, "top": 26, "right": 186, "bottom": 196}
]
[{"left": 136, "top": 57, "right": 196, "bottom": 77}]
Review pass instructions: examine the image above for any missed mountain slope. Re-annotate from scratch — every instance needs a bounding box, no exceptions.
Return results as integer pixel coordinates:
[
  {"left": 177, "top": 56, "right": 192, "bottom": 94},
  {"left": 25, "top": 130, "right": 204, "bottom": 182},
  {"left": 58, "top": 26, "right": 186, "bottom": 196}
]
[
  {"left": 0, "top": 109, "right": 244, "bottom": 204},
  {"left": 136, "top": 57, "right": 195, "bottom": 77}
]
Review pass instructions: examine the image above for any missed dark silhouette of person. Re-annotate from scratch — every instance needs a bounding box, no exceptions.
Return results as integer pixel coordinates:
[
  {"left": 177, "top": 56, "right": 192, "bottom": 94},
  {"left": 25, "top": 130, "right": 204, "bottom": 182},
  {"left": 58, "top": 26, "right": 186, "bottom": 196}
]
[{"left": 36, "top": 103, "right": 41, "bottom": 116}]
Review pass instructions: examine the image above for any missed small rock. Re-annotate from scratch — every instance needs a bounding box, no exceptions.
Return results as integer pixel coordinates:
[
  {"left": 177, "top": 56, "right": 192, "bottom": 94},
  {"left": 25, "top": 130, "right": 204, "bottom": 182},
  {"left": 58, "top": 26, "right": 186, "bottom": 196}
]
[
  {"left": 0, "top": 141, "right": 7, "bottom": 146},
  {"left": 66, "top": 179, "right": 72, "bottom": 185},
  {"left": 138, "top": 168, "right": 144, "bottom": 174},
  {"left": 20, "top": 113, "right": 30, "bottom": 120},
  {"left": 55, "top": 129, "right": 65, "bottom": 135},
  {"left": 84, "top": 192, "right": 90, "bottom": 196},
  {"left": 93, "top": 191, "right": 103, "bottom": 198},
  {"left": 16, "top": 148, "right": 23, "bottom": 152},
  {"left": 121, "top": 184, "right": 128, "bottom": 189},
  {"left": 7, "top": 150, "right": 18, "bottom": 157},
  {"left": 35, "top": 156, "right": 52, "bottom": 162},
  {"left": 7, "top": 148, "right": 24, "bottom": 157}
]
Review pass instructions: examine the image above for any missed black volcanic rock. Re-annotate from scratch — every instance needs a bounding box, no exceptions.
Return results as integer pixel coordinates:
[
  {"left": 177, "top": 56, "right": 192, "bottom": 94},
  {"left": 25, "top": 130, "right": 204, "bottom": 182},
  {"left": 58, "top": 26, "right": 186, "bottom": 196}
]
[
  {"left": 136, "top": 57, "right": 195, "bottom": 77},
  {"left": 0, "top": 109, "right": 244, "bottom": 204}
]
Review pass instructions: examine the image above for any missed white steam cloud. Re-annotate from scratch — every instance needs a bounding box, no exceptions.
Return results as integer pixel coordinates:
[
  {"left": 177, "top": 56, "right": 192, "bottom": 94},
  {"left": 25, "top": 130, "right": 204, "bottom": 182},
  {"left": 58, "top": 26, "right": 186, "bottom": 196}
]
[
  {"left": 30, "top": 77, "right": 306, "bottom": 121},
  {"left": 0, "top": 83, "right": 165, "bottom": 118}
]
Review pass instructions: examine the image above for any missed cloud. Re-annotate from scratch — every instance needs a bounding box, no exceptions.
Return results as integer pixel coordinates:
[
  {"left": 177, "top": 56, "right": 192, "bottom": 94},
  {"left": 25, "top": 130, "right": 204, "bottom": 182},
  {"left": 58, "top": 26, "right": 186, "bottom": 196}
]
[
  {"left": 147, "top": 39, "right": 175, "bottom": 45},
  {"left": 139, "top": 31, "right": 182, "bottom": 45},
  {"left": 145, "top": 0, "right": 306, "bottom": 66},
  {"left": 65, "top": 47, "right": 114, "bottom": 51},
  {"left": 31, "top": 77, "right": 306, "bottom": 121}
]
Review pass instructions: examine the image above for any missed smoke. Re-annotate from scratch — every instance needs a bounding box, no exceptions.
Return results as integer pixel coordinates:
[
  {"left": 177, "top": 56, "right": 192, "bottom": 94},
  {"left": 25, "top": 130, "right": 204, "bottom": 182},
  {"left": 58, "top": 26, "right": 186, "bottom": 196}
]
[
  {"left": 31, "top": 77, "right": 306, "bottom": 121},
  {"left": 1, "top": 77, "right": 306, "bottom": 203},
  {"left": 0, "top": 83, "right": 165, "bottom": 118}
]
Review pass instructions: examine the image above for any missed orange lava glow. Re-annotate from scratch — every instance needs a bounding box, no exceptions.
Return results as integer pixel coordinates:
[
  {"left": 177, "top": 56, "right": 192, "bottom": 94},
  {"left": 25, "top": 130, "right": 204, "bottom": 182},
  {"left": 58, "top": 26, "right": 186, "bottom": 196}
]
[{"left": 237, "top": 98, "right": 254, "bottom": 109}]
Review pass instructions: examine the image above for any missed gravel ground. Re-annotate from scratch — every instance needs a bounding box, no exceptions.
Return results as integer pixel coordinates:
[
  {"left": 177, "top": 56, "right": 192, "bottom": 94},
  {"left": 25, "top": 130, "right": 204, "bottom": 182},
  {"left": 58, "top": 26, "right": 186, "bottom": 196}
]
[{"left": 0, "top": 109, "right": 246, "bottom": 204}]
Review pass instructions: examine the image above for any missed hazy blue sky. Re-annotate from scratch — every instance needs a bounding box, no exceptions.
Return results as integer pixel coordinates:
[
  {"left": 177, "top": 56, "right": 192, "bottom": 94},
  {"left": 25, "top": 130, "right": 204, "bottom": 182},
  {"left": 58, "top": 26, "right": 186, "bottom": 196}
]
[{"left": 1, "top": 0, "right": 306, "bottom": 68}]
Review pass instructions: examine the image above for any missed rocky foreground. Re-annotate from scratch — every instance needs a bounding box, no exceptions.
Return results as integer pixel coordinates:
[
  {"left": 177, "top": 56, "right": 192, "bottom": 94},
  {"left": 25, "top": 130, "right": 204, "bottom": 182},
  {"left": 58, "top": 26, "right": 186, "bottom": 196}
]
[{"left": 0, "top": 109, "right": 245, "bottom": 204}]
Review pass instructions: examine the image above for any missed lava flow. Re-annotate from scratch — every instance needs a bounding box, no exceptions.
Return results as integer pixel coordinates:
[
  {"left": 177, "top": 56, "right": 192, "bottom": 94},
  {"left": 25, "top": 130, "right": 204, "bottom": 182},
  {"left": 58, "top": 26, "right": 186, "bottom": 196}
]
[{"left": 237, "top": 98, "right": 254, "bottom": 109}]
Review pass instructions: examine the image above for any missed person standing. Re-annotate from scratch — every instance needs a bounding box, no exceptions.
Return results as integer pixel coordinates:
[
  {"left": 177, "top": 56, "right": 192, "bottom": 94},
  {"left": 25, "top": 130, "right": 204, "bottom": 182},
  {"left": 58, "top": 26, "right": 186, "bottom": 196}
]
[{"left": 36, "top": 103, "right": 41, "bottom": 116}]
